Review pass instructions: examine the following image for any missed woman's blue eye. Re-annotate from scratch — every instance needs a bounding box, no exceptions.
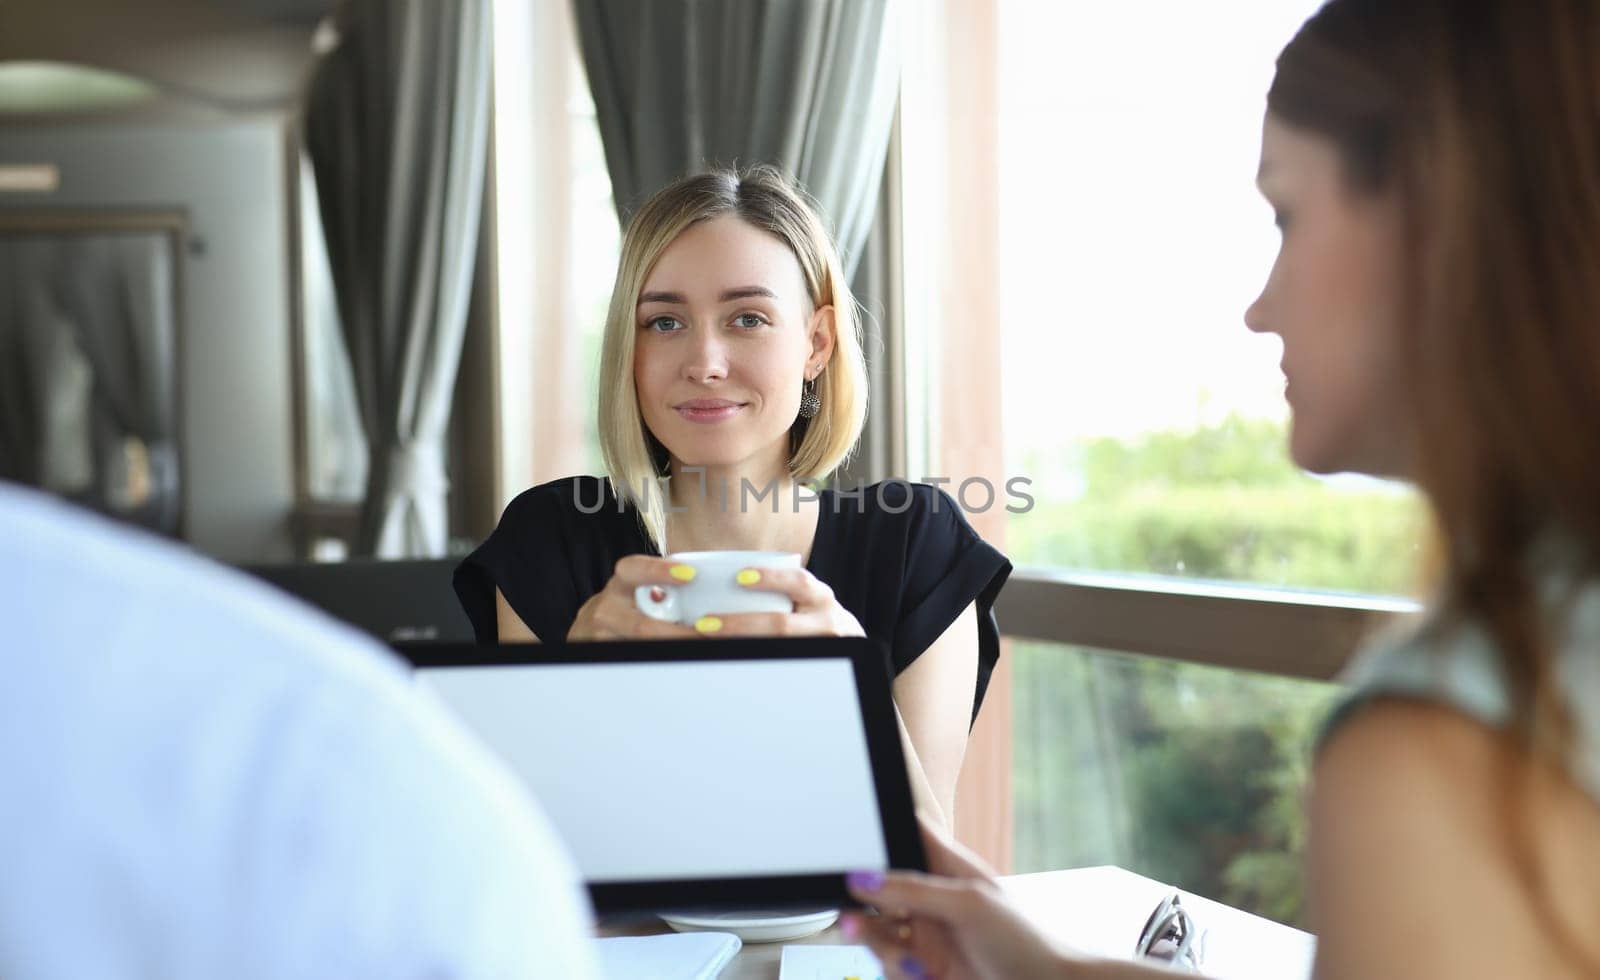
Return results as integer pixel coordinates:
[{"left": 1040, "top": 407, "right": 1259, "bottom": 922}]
[
  {"left": 734, "top": 314, "right": 765, "bottom": 329},
  {"left": 647, "top": 316, "right": 682, "bottom": 332}
]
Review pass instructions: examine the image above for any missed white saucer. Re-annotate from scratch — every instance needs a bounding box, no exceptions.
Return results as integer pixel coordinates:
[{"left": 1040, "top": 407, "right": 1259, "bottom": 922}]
[{"left": 659, "top": 908, "right": 840, "bottom": 944}]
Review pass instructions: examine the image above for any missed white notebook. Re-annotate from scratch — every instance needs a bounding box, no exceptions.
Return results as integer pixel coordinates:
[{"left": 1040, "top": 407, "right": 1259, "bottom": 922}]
[
  {"left": 778, "top": 944, "right": 887, "bottom": 980},
  {"left": 596, "top": 932, "right": 741, "bottom": 980}
]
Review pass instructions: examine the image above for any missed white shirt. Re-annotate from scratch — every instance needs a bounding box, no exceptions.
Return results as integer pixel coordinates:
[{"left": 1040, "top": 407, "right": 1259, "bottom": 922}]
[{"left": 0, "top": 484, "right": 600, "bottom": 980}]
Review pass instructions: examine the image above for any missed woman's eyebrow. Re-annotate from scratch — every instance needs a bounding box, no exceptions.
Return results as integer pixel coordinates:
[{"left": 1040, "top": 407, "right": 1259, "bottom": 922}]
[
  {"left": 637, "top": 290, "right": 686, "bottom": 305},
  {"left": 637, "top": 286, "right": 778, "bottom": 306},
  {"left": 718, "top": 286, "right": 777, "bottom": 301}
]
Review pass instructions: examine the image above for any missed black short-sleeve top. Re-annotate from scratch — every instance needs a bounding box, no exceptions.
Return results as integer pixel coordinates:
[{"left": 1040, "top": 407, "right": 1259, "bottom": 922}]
[{"left": 453, "top": 475, "right": 1014, "bottom": 720}]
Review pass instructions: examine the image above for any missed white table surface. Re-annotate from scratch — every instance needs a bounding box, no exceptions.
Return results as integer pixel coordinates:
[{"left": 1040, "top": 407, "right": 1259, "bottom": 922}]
[
  {"left": 599, "top": 865, "right": 1316, "bottom": 979},
  {"left": 1003, "top": 866, "right": 1315, "bottom": 980}
]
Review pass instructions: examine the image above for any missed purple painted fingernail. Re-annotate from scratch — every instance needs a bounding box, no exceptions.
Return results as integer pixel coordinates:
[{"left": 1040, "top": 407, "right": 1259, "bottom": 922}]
[
  {"left": 900, "top": 955, "right": 928, "bottom": 978},
  {"left": 839, "top": 914, "right": 860, "bottom": 940},
  {"left": 846, "top": 870, "right": 885, "bottom": 892}
]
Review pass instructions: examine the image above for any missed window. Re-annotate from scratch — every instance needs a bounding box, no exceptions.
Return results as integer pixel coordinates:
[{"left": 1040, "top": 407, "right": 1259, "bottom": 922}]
[
  {"left": 1013, "top": 641, "right": 1339, "bottom": 926},
  {"left": 567, "top": 55, "right": 619, "bottom": 478},
  {"left": 489, "top": 0, "right": 618, "bottom": 503},
  {"left": 988, "top": 0, "right": 1423, "bottom": 924},
  {"left": 996, "top": 0, "right": 1422, "bottom": 595}
]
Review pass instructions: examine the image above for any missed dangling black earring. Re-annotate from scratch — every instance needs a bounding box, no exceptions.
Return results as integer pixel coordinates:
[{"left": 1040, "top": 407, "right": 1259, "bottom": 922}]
[{"left": 798, "top": 376, "right": 821, "bottom": 419}]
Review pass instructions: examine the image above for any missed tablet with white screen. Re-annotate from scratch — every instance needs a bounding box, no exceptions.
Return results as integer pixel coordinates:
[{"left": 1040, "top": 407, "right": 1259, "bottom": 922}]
[{"left": 395, "top": 637, "right": 925, "bottom": 913}]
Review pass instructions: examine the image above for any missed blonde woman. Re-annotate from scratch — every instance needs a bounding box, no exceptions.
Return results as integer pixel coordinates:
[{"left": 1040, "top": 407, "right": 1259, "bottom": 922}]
[{"left": 454, "top": 166, "right": 1011, "bottom": 827}]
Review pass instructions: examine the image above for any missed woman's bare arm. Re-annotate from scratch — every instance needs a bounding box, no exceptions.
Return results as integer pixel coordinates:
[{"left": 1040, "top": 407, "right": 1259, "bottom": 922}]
[
  {"left": 1308, "top": 700, "right": 1600, "bottom": 978},
  {"left": 892, "top": 602, "right": 980, "bottom": 831},
  {"left": 494, "top": 587, "right": 541, "bottom": 644}
]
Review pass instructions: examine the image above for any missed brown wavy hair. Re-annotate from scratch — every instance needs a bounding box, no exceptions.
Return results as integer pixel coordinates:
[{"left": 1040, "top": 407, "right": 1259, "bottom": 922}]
[{"left": 1270, "top": 0, "right": 1600, "bottom": 965}]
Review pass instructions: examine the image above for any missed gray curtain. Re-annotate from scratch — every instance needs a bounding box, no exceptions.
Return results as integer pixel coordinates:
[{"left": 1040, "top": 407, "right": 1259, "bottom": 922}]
[
  {"left": 303, "top": 0, "right": 490, "bottom": 558},
  {"left": 0, "top": 233, "right": 181, "bottom": 534},
  {"left": 574, "top": 0, "right": 901, "bottom": 276}
]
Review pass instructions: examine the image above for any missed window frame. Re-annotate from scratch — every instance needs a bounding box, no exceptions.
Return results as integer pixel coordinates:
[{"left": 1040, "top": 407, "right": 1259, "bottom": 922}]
[{"left": 998, "top": 571, "right": 1418, "bottom": 682}]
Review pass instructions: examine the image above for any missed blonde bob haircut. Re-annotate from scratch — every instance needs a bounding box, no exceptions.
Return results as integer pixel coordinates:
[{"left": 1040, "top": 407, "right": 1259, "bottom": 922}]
[{"left": 596, "top": 165, "right": 868, "bottom": 552}]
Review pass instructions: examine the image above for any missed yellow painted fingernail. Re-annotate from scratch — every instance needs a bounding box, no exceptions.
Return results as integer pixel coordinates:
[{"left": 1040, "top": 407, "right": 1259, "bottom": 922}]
[
  {"left": 694, "top": 615, "right": 723, "bottom": 633},
  {"left": 736, "top": 568, "right": 761, "bottom": 586},
  {"left": 670, "top": 564, "right": 696, "bottom": 582}
]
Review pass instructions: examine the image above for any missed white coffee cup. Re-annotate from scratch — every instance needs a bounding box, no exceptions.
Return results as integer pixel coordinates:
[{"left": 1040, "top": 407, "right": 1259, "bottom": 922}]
[{"left": 634, "top": 550, "right": 800, "bottom": 625}]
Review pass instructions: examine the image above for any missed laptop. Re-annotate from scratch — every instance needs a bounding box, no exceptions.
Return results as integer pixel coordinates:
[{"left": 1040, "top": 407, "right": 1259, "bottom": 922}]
[
  {"left": 244, "top": 559, "right": 473, "bottom": 643},
  {"left": 394, "top": 637, "right": 926, "bottom": 914}
]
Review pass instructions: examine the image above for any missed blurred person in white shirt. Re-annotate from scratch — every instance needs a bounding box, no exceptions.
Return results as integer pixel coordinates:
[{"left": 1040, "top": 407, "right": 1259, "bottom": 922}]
[{"left": 0, "top": 482, "right": 599, "bottom": 980}]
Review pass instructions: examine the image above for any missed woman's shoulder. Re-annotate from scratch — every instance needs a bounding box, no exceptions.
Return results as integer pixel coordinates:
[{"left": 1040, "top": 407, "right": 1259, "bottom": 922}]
[
  {"left": 1332, "top": 613, "right": 1513, "bottom": 730},
  {"left": 823, "top": 480, "right": 1004, "bottom": 563},
  {"left": 823, "top": 479, "right": 968, "bottom": 525},
  {"left": 1311, "top": 666, "right": 1600, "bottom": 975},
  {"left": 820, "top": 479, "right": 1010, "bottom": 597},
  {"left": 489, "top": 475, "right": 645, "bottom": 559},
  {"left": 501, "top": 475, "right": 624, "bottom": 523},
  {"left": 1322, "top": 578, "right": 1600, "bottom": 804}
]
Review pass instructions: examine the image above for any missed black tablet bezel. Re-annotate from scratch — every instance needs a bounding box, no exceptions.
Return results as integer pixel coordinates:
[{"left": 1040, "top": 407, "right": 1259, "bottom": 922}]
[{"left": 393, "top": 636, "right": 927, "bottom": 914}]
